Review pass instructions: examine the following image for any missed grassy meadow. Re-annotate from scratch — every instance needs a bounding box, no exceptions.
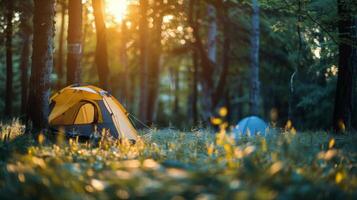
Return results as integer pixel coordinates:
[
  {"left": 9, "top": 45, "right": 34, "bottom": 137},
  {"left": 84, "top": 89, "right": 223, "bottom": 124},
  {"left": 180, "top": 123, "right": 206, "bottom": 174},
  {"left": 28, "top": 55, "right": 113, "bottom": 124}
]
[{"left": 0, "top": 120, "right": 357, "bottom": 199}]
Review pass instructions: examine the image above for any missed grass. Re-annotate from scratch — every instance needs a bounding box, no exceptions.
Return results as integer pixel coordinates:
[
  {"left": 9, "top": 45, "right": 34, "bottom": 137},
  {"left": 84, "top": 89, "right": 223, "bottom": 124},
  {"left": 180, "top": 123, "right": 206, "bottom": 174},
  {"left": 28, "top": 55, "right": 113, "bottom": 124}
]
[{"left": 0, "top": 120, "right": 357, "bottom": 199}]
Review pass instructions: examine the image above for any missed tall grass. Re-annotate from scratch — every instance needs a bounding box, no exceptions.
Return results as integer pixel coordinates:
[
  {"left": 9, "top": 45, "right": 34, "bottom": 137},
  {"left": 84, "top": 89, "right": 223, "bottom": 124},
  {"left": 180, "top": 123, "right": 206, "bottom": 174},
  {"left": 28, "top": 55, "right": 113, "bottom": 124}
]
[{"left": 0, "top": 122, "right": 356, "bottom": 199}]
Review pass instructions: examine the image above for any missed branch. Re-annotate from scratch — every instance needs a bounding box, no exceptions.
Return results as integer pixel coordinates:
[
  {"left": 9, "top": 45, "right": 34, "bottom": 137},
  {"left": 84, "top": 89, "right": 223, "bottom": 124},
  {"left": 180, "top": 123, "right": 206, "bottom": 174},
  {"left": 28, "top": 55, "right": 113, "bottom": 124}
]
[{"left": 283, "top": 0, "right": 338, "bottom": 45}]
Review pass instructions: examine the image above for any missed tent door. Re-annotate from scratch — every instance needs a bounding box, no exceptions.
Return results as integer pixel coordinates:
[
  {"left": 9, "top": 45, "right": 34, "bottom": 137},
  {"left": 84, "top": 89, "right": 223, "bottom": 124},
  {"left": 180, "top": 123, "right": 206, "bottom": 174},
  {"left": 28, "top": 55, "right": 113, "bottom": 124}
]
[{"left": 73, "top": 102, "right": 98, "bottom": 125}]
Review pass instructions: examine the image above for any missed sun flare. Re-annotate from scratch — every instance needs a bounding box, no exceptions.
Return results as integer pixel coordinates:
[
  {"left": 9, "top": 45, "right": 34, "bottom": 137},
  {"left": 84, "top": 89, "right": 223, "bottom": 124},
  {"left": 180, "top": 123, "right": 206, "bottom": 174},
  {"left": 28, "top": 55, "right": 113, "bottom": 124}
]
[{"left": 105, "top": 0, "right": 128, "bottom": 23}]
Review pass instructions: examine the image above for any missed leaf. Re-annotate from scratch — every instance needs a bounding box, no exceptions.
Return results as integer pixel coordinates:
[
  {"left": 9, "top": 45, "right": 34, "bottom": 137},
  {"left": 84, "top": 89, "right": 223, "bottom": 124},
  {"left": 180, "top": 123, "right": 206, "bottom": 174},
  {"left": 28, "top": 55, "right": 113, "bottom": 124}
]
[
  {"left": 210, "top": 117, "right": 222, "bottom": 125},
  {"left": 329, "top": 138, "right": 335, "bottom": 149},
  {"left": 335, "top": 172, "right": 344, "bottom": 184},
  {"left": 219, "top": 107, "right": 228, "bottom": 117}
]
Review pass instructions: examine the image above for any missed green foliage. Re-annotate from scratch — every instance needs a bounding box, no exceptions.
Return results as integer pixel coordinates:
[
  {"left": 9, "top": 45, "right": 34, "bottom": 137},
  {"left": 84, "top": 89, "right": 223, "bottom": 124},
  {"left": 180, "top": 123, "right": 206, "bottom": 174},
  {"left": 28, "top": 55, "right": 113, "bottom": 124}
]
[
  {"left": 0, "top": 0, "right": 355, "bottom": 128},
  {"left": 0, "top": 123, "right": 356, "bottom": 199}
]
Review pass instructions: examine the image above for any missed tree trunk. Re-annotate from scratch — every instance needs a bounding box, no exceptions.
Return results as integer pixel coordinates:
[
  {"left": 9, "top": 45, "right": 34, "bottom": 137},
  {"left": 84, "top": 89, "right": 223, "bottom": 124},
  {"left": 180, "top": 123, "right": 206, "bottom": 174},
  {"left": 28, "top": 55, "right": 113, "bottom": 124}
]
[
  {"left": 353, "top": 17, "right": 357, "bottom": 130},
  {"left": 225, "top": 90, "right": 231, "bottom": 123},
  {"left": 333, "top": 0, "right": 356, "bottom": 132},
  {"left": 207, "top": 4, "right": 217, "bottom": 64},
  {"left": 5, "top": 0, "right": 13, "bottom": 117},
  {"left": 82, "top": 2, "right": 89, "bottom": 57},
  {"left": 191, "top": 3, "right": 214, "bottom": 121},
  {"left": 191, "top": 50, "right": 199, "bottom": 124},
  {"left": 20, "top": 36, "right": 31, "bottom": 116},
  {"left": 67, "top": 0, "right": 82, "bottom": 85},
  {"left": 198, "top": 4, "right": 217, "bottom": 120},
  {"left": 139, "top": 0, "right": 149, "bottom": 123},
  {"left": 237, "top": 78, "right": 244, "bottom": 120},
  {"left": 188, "top": 0, "right": 198, "bottom": 125},
  {"left": 249, "top": 0, "right": 260, "bottom": 115},
  {"left": 120, "top": 20, "right": 129, "bottom": 106},
  {"left": 190, "top": 2, "right": 232, "bottom": 123},
  {"left": 92, "top": 0, "right": 110, "bottom": 90},
  {"left": 128, "top": 71, "right": 136, "bottom": 112},
  {"left": 173, "top": 67, "right": 180, "bottom": 114},
  {"left": 146, "top": 0, "right": 163, "bottom": 124},
  {"left": 19, "top": 2, "right": 33, "bottom": 116},
  {"left": 212, "top": 7, "right": 230, "bottom": 108},
  {"left": 28, "top": 0, "right": 55, "bottom": 129},
  {"left": 56, "top": 1, "right": 66, "bottom": 89}
]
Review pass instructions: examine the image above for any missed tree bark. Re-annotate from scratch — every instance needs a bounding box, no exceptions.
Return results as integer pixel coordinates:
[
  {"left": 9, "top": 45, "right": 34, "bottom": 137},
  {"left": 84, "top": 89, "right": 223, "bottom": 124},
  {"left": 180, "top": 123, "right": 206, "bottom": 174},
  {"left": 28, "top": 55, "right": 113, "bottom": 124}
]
[
  {"left": 20, "top": 36, "right": 31, "bottom": 116},
  {"left": 19, "top": 2, "right": 33, "bottom": 116},
  {"left": 196, "top": 3, "right": 218, "bottom": 121},
  {"left": 67, "top": 0, "right": 82, "bottom": 85},
  {"left": 212, "top": 7, "right": 230, "bottom": 108},
  {"left": 353, "top": 17, "right": 357, "bottom": 130},
  {"left": 82, "top": 2, "right": 89, "bottom": 57},
  {"left": 173, "top": 67, "right": 180, "bottom": 115},
  {"left": 139, "top": 0, "right": 149, "bottom": 123},
  {"left": 146, "top": 0, "right": 163, "bottom": 124},
  {"left": 5, "top": 0, "right": 13, "bottom": 117},
  {"left": 249, "top": 0, "right": 261, "bottom": 115},
  {"left": 333, "top": 0, "right": 356, "bottom": 132},
  {"left": 28, "top": 0, "right": 55, "bottom": 129},
  {"left": 56, "top": 1, "right": 66, "bottom": 89},
  {"left": 191, "top": 3, "right": 214, "bottom": 121},
  {"left": 190, "top": 1, "right": 232, "bottom": 122},
  {"left": 191, "top": 50, "right": 199, "bottom": 124},
  {"left": 189, "top": 1, "right": 232, "bottom": 122},
  {"left": 237, "top": 78, "right": 244, "bottom": 120},
  {"left": 120, "top": 20, "right": 129, "bottom": 105},
  {"left": 188, "top": 0, "right": 198, "bottom": 125},
  {"left": 198, "top": 4, "right": 217, "bottom": 120},
  {"left": 92, "top": 0, "right": 110, "bottom": 90},
  {"left": 207, "top": 4, "right": 217, "bottom": 64}
]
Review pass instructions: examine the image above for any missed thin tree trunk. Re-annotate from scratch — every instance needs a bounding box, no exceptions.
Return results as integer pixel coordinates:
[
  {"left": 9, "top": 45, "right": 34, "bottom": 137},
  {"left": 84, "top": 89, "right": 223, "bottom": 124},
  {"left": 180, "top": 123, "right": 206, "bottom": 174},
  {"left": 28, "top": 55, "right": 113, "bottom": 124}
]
[
  {"left": 225, "top": 90, "right": 231, "bottom": 123},
  {"left": 188, "top": 0, "right": 198, "bottom": 124},
  {"left": 82, "top": 2, "right": 89, "bottom": 56},
  {"left": 352, "top": 17, "right": 357, "bottom": 130},
  {"left": 120, "top": 20, "right": 130, "bottom": 107},
  {"left": 192, "top": 3, "right": 214, "bottom": 121},
  {"left": 190, "top": 2, "right": 230, "bottom": 122},
  {"left": 146, "top": 0, "right": 163, "bottom": 124},
  {"left": 288, "top": 0, "right": 302, "bottom": 121},
  {"left": 139, "top": 0, "right": 149, "bottom": 123},
  {"left": 173, "top": 67, "right": 180, "bottom": 114},
  {"left": 66, "top": 0, "right": 82, "bottom": 85},
  {"left": 237, "top": 78, "right": 244, "bottom": 119},
  {"left": 192, "top": 50, "right": 199, "bottom": 124},
  {"left": 249, "top": 0, "right": 260, "bottom": 115},
  {"left": 128, "top": 71, "right": 136, "bottom": 112},
  {"left": 5, "top": 0, "right": 13, "bottom": 117},
  {"left": 56, "top": 0, "right": 66, "bottom": 89},
  {"left": 92, "top": 0, "right": 110, "bottom": 90},
  {"left": 20, "top": 36, "right": 31, "bottom": 115},
  {"left": 28, "top": 0, "right": 55, "bottom": 129},
  {"left": 199, "top": 4, "right": 217, "bottom": 120},
  {"left": 207, "top": 4, "right": 217, "bottom": 64},
  {"left": 333, "top": 0, "right": 356, "bottom": 132},
  {"left": 19, "top": 3, "right": 33, "bottom": 116},
  {"left": 212, "top": 8, "right": 230, "bottom": 108}
]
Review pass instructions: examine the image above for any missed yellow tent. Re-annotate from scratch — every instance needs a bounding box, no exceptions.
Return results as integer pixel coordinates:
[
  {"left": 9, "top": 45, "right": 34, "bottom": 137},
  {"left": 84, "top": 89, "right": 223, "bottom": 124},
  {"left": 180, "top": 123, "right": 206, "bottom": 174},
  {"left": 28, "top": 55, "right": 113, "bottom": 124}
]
[{"left": 49, "top": 84, "right": 138, "bottom": 141}]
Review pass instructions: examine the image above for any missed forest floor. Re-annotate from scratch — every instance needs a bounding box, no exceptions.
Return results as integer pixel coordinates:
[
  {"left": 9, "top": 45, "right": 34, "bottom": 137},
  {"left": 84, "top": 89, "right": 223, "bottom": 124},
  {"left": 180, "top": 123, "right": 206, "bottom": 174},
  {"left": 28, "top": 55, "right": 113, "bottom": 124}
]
[{"left": 0, "top": 120, "right": 357, "bottom": 199}]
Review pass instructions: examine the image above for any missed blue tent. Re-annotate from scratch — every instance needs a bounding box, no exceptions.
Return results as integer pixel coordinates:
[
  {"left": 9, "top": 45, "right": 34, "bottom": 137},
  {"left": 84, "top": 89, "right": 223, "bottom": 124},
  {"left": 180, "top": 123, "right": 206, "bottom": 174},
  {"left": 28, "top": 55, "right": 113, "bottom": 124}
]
[{"left": 234, "top": 116, "right": 268, "bottom": 136}]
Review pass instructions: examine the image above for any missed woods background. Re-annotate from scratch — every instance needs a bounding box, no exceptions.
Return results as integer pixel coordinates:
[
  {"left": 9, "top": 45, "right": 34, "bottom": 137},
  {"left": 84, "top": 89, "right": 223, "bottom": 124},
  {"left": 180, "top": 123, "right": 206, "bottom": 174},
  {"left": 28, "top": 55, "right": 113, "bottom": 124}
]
[{"left": 0, "top": 0, "right": 356, "bottom": 131}]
